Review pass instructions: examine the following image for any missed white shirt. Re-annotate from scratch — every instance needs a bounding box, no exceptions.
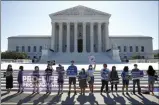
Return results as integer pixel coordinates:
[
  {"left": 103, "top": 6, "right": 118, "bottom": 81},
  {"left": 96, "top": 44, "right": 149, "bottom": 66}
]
[{"left": 87, "top": 69, "right": 95, "bottom": 77}]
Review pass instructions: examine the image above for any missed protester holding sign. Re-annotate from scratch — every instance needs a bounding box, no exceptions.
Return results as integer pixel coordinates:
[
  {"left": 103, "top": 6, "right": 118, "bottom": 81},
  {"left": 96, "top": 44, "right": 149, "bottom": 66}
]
[
  {"left": 87, "top": 63, "right": 96, "bottom": 93},
  {"left": 45, "top": 65, "right": 53, "bottom": 93},
  {"left": 131, "top": 64, "right": 141, "bottom": 94},
  {"left": 121, "top": 66, "right": 130, "bottom": 94},
  {"left": 32, "top": 66, "right": 40, "bottom": 94},
  {"left": 147, "top": 65, "right": 156, "bottom": 96},
  {"left": 78, "top": 68, "right": 87, "bottom": 95},
  {"left": 17, "top": 66, "right": 24, "bottom": 93},
  {"left": 67, "top": 60, "right": 78, "bottom": 95},
  {"left": 56, "top": 64, "right": 65, "bottom": 94},
  {"left": 110, "top": 66, "right": 119, "bottom": 93},
  {"left": 100, "top": 64, "right": 110, "bottom": 94}
]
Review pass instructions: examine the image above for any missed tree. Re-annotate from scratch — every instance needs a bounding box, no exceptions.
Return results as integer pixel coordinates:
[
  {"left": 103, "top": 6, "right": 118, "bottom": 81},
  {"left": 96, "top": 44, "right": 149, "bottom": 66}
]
[
  {"left": 131, "top": 55, "right": 140, "bottom": 59},
  {"left": 1, "top": 51, "right": 28, "bottom": 59},
  {"left": 154, "top": 53, "right": 159, "bottom": 58}
]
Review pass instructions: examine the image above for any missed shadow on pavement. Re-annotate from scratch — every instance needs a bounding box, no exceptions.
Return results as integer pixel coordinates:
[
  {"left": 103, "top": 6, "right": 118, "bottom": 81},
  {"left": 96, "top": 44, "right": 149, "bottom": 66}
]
[
  {"left": 33, "top": 93, "right": 51, "bottom": 105},
  {"left": 135, "top": 94, "right": 159, "bottom": 105},
  {"left": 124, "top": 93, "right": 144, "bottom": 104},
  {"left": 61, "top": 93, "right": 76, "bottom": 105},
  {"left": 113, "top": 93, "right": 126, "bottom": 105},
  {"left": 101, "top": 93, "right": 116, "bottom": 105},
  {"left": 1, "top": 92, "right": 20, "bottom": 103},
  {"left": 47, "top": 93, "right": 62, "bottom": 105},
  {"left": 17, "top": 93, "right": 38, "bottom": 105}
]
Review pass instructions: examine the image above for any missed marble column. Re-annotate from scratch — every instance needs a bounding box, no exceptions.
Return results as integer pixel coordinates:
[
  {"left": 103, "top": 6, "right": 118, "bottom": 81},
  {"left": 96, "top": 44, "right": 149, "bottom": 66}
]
[
  {"left": 83, "top": 22, "right": 86, "bottom": 52},
  {"left": 51, "top": 22, "right": 55, "bottom": 51},
  {"left": 59, "top": 22, "right": 63, "bottom": 52},
  {"left": 74, "top": 22, "right": 78, "bottom": 52},
  {"left": 105, "top": 22, "right": 109, "bottom": 50},
  {"left": 98, "top": 22, "right": 102, "bottom": 52},
  {"left": 67, "top": 22, "right": 70, "bottom": 53},
  {"left": 90, "top": 22, "right": 94, "bottom": 52}
]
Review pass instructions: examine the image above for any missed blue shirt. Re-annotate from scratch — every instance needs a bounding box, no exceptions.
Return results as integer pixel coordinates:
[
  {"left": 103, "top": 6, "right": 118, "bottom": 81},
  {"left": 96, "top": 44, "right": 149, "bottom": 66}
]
[
  {"left": 67, "top": 65, "right": 77, "bottom": 77},
  {"left": 101, "top": 69, "right": 110, "bottom": 80}
]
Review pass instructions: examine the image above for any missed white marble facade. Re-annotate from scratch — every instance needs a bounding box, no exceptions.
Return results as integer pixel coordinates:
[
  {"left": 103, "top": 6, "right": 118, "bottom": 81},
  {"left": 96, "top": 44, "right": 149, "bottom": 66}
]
[
  {"left": 7, "top": 5, "right": 153, "bottom": 63},
  {"left": 49, "top": 5, "right": 111, "bottom": 53}
]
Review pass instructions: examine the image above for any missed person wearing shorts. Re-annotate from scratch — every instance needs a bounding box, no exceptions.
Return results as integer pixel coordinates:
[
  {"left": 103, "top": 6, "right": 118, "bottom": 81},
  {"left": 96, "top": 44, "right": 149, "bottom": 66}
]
[
  {"left": 121, "top": 66, "right": 130, "bottom": 94},
  {"left": 67, "top": 60, "right": 77, "bottom": 95}
]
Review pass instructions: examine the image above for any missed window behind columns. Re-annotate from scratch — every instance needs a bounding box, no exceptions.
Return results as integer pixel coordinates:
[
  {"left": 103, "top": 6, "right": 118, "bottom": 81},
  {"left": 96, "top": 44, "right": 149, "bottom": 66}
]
[
  {"left": 33, "top": 46, "right": 36, "bottom": 52},
  {"left": 118, "top": 46, "right": 121, "bottom": 52},
  {"left": 16, "top": 46, "right": 19, "bottom": 52},
  {"left": 124, "top": 46, "right": 127, "bottom": 52},
  {"left": 39, "top": 46, "right": 42, "bottom": 52},
  {"left": 136, "top": 46, "right": 138, "bottom": 52},
  {"left": 130, "top": 46, "right": 133, "bottom": 52},
  {"left": 22, "top": 46, "right": 25, "bottom": 52},
  {"left": 28, "top": 46, "right": 31, "bottom": 52},
  {"left": 141, "top": 46, "right": 144, "bottom": 52}
]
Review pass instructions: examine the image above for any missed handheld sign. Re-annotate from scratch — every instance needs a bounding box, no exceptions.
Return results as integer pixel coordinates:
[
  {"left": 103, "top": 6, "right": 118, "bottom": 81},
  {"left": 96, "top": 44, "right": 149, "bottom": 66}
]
[
  {"left": 67, "top": 66, "right": 77, "bottom": 76},
  {"left": 101, "top": 70, "right": 109, "bottom": 80},
  {"left": 132, "top": 71, "right": 144, "bottom": 80},
  {"left": 89, "top": 55, "right": 96, "bottom": 64}
]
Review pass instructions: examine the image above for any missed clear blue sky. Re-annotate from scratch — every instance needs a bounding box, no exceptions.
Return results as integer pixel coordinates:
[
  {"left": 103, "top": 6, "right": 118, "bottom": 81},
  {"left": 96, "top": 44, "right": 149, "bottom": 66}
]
[{"left": 1, "top": 1, "right": 158, "bottom": 51}]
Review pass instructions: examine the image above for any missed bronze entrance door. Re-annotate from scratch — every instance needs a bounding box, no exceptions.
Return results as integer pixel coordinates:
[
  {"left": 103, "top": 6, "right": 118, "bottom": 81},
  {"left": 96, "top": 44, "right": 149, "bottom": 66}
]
[{"left": 78, "top": 39, "right": 83, "bottom": 53}]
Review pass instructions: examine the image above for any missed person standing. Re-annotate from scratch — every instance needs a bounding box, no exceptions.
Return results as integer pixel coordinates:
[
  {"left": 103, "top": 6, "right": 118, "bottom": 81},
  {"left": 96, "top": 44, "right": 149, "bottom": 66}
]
[
  {"left": 121, "top": 66, "right": 130, "bottom": 94},
  {"left": 17, "top": 66, "right": 24, "bottom": 93},
  {"left": 66, "top": 60, "right": 78, "bottom": 95},
  {"left": 56, "top": 64, "right": 65, "bottom": 94},
  {"left": 100, "top": 64, "right": 110, "bottom": 94},
  {"left": 147, "top": 65, "right": 156, "bottom": 96},
  {"left": 110, "top": 66, "right": 119, "bottom": 93},
  {"left": 5, "top": 64, "right": 13, "bottom": 93},
  {"left": 131, "top": 64, "right": 141, "bottom": 94},
  {"left": 87, "top": 63, "right": 96, "bottom": 93},
  {"left": 45, "top": 65, "right": 53, "bottom": 93},
  {"left": 78, "top": 68, "right": 87, "bottom": 95},
  {"left": 32, "top": 66, "right": 40, "bottom": 94}
]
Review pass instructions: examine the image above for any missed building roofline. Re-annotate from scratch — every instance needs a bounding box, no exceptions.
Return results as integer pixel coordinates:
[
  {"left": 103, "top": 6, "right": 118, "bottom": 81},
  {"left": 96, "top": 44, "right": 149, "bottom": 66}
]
[{"left": 8, "top": 35, "right": 153, "bottom": 39}]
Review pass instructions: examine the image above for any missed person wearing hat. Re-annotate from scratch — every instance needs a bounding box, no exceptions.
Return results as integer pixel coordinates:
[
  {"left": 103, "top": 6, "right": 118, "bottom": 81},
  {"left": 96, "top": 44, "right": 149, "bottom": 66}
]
[
  {"left": 66, "top": 60, "right": 78, "bottom": 95},
  {"left": 56, "top": 64, "right": 65, "bottom": 94},
  {"left": 131, "top": 64, "right": 141, "bottom": 94}
]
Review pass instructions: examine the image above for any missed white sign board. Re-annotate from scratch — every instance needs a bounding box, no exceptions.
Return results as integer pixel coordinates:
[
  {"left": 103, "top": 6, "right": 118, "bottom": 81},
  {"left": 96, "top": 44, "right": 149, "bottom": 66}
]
[{"left": 89, "top": 55, "right": 96, "bottom": 64}]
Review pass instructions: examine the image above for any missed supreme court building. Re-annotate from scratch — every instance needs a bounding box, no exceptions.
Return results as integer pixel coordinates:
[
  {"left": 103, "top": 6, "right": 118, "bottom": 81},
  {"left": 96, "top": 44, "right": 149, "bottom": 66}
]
[{"left": 8, "top": 5, "right": 153, "bottom": 63}]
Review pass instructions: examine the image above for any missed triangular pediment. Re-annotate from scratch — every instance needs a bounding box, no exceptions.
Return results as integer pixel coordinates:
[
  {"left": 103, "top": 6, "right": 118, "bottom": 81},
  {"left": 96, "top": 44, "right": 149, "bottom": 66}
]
[{"left": 50, "top": 5, "right": 111, "bottom": 17}]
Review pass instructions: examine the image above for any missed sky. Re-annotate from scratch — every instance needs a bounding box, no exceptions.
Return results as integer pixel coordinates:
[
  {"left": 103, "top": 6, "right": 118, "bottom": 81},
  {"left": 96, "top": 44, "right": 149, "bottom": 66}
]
[{"left": 1, "top": 1, "right": 158, "bottom": 52}]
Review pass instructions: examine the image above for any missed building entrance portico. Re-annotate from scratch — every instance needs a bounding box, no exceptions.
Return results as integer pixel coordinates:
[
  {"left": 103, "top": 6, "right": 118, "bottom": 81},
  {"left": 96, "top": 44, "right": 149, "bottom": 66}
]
[{"left": 40, "top": 5, "right": 121, "bottom": 63}]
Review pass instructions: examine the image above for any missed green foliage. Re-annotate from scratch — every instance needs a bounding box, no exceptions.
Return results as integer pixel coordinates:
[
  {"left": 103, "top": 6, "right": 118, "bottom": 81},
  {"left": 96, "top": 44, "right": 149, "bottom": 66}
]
[
  {"left": 131, "top": 55, "right": 140, "bottom": 59},
  {"left": 154, "top": 53, "right": 159, "bottom": 58},
  {"left": 1, "top": 51, "right": 28, "bottom": 59}
]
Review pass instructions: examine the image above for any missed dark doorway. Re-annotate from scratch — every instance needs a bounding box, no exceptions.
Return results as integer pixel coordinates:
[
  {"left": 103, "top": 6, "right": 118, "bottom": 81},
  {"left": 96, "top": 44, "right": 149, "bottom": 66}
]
[{"left": 78, "top": 39, "right": 83, "bottom": 52}]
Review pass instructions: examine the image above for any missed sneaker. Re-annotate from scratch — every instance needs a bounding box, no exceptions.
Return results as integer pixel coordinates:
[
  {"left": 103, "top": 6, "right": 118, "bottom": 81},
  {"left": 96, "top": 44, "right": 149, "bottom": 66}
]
[{"left": 152, "top": 92, "right": 154, "bottom": 96}]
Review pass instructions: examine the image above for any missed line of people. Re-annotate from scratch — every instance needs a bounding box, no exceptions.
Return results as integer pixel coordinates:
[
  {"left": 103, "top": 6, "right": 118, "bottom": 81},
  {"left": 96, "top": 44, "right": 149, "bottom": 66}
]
[{"left": 4, "top": 61, "right": 157, "bottom": 96}]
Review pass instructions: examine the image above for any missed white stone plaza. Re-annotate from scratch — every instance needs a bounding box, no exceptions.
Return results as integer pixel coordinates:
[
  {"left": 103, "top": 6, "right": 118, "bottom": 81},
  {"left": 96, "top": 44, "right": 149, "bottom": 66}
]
[{"left": 8, "top": 5, "right": 153, "bottom": 64}]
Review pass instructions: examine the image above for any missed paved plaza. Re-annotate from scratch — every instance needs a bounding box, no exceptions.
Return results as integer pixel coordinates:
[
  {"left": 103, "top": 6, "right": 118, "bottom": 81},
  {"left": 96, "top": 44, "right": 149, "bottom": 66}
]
[{"left": 1, "top": 91, "right": 159, "bottom": 105}]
